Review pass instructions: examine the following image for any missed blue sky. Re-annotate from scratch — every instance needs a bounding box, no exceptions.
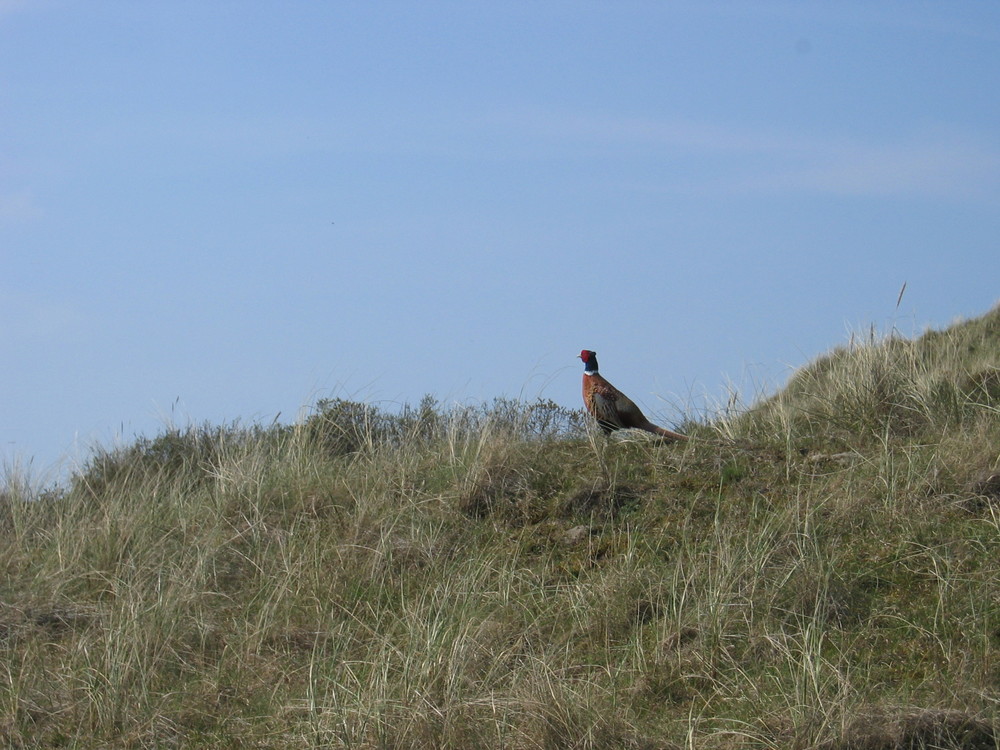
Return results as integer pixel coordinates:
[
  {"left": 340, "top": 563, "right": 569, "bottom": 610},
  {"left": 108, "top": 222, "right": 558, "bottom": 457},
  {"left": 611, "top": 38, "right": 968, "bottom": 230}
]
[{"left": 3, "top": 1, "right": 1000, "bottom": 477}]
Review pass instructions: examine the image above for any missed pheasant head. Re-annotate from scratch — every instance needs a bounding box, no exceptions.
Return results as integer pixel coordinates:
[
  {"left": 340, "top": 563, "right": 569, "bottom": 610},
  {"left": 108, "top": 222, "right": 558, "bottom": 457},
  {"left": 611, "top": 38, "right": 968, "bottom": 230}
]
[{"left": 579, "top": 350, "right": 599, "bottom": 373}]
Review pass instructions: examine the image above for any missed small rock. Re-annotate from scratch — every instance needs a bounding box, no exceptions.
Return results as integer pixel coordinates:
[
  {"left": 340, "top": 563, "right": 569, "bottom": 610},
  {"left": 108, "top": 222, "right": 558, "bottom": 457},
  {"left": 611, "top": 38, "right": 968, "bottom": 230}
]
[{"left": 563, "top": 525, "right": 591, "bottom": 545}]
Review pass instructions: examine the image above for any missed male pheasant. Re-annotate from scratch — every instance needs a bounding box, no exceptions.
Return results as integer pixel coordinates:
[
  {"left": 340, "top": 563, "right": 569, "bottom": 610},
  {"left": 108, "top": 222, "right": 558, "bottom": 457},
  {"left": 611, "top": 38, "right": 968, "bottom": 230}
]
[{"left": 580, "top": 350, "right": 688, "bottom": 442}]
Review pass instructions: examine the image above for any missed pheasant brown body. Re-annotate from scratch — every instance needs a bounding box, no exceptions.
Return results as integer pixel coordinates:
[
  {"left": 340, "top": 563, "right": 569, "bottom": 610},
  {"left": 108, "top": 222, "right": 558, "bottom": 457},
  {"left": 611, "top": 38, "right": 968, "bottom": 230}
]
[{"left": 580, "top": 350, "right": 687, "bottom": 442}]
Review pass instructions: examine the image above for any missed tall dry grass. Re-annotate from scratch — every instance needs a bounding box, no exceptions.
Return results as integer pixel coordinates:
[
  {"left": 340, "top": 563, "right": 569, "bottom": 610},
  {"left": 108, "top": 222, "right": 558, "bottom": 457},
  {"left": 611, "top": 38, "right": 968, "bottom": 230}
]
[{"left": 4, "top": 309, "right": 1000, "bottom": 747}]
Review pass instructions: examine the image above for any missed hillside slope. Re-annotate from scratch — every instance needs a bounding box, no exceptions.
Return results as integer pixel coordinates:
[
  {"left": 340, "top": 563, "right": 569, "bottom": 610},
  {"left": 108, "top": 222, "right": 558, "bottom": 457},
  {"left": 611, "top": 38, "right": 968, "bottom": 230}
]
[{"left": 4, "top": 311, "right": 1000, "bottom": 748}]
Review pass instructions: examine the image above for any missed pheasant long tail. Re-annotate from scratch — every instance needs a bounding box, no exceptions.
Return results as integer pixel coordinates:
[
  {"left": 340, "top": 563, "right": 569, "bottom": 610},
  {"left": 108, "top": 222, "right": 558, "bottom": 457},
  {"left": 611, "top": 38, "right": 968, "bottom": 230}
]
[{"left": 641, "top": 422, "right": 689, "bottom": 442}]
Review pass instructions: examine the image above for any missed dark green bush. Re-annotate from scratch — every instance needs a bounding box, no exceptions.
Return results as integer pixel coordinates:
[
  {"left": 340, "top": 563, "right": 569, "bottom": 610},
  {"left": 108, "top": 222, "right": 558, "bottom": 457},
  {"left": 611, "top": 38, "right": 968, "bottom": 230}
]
[
  {"left": 72, "top": 421, "right": 289, "bottom": 496},
  {"left": 301, "top": 395, "right": 587, "bottom": 457}
]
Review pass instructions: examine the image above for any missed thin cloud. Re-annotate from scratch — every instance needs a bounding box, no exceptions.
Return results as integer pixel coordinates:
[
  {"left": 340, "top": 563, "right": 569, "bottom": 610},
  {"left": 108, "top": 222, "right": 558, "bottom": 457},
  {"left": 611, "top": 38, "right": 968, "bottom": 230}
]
[
  {"left": 0, "top": 190, "right": 43, "bottom": 224},
  {"left": 0, "top": 290, "right": 87, "bottom": 344},
  {"left": 708, "top": 1, "right": 1000, "bottom": 44},
  {"left": 0, "top": 0, "right": 48, "bottom": 20},
  {"left": 88, "top": 102, "right": 1000, "bottom": 204},
  {"left": 495, "top": 108, "right": 1000, "bottom": 201},
  {"left": 483, "top": 107, "right": 806, "bottom": 155},
  {"left": 734, "top": 129, "right": 1000, "bottom": 200}
]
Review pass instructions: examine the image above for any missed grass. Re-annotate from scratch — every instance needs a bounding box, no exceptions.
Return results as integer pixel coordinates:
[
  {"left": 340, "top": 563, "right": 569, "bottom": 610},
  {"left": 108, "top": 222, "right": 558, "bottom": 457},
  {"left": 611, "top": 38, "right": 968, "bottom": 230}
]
[{"left": 5, "top": 308, "right": 1000, "bottom": 747}]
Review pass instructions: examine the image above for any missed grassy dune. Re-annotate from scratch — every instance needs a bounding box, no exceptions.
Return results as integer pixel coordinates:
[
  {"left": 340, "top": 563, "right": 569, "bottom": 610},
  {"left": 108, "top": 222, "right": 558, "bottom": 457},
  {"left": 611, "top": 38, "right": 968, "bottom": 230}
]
[{"left": 5, "top": 309, "right": 1000, "bottom": 748}]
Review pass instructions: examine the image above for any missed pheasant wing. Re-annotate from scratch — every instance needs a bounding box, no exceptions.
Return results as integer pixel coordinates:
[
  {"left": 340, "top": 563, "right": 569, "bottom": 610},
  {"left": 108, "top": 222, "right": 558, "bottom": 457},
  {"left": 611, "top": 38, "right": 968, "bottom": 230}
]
[
  {"left": 589, "top": 382, "right": 628, "bottom": 432},
  {"left": 607, "top": 391, "right": 650, "bottom": 429}
]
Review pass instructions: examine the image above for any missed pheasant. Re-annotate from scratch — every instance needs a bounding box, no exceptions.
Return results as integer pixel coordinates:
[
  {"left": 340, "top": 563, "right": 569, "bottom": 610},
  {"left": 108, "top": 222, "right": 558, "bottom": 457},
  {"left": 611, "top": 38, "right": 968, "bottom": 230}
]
[{"left": 579, "top": 350, "right": 688, "bottom": 442}]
